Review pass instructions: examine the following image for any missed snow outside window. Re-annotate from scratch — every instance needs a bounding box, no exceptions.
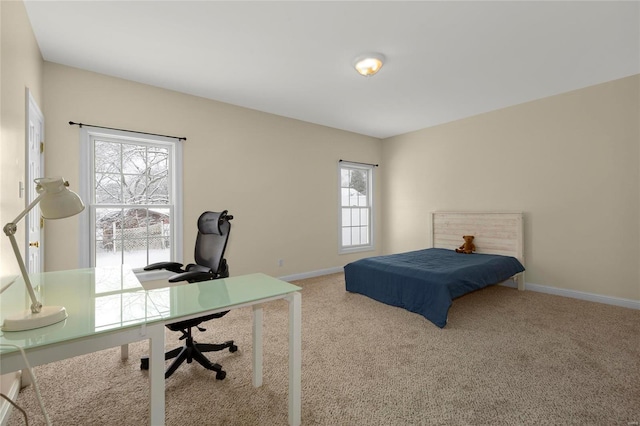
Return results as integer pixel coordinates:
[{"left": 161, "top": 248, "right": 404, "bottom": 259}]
[{"left": 78, "top": 127, "right": 182, "bottom": 280}]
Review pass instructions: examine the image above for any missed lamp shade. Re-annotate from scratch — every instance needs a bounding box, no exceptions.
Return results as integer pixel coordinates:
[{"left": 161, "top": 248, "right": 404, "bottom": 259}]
[{"left": 35, "top": 177, "right": 85, "bottom": 219}]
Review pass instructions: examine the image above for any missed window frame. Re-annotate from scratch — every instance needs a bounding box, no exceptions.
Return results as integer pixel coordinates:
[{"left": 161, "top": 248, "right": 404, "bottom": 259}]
[
  {"left": 78, "top": 127, "right": 183, "bottom": 282},
  {"left": 338, "top": 161, "right": 375, "bottom": 254}
]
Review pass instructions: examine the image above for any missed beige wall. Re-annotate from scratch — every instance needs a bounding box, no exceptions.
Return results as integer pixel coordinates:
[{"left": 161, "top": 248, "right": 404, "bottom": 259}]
[
  {"left": 42, "top": 63, "right": 383, "bottom": 277},
  {"left": 2, "top": 0, "right": 637, "bottom": 302},
  {"left": 0, "top": 0, "right": 45, "bottom": 403},
  {"left": 0, "top": 0, "right": 44, "bottom": 280},
  {"left": 382, "top": 75, "right": 640, "bottom": 300}
]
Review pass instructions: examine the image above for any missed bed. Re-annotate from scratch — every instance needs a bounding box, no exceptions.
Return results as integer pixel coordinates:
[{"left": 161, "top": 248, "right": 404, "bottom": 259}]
[{"left": 344, "top": 212, "right": 526, "bottom": 328}]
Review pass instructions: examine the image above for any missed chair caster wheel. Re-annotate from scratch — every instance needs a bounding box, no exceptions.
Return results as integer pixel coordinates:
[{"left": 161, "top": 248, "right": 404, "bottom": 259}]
[
  {"left": 141, "top": 359, "right": 149, "bottom": 370},
  {"left": 216, "top": 370, "right": 226, "bottom": 380},
  {"left": 229, "top": 344, "right": 238, "bottom": 353}
]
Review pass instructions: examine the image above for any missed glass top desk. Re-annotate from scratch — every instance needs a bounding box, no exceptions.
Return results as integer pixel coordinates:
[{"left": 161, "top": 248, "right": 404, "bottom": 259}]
[{"left": 0, "top": 267, "right": 302, "bottom": 426}]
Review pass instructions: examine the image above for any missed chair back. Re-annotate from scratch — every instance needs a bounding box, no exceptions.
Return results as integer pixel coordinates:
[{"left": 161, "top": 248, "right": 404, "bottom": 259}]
[{"left": 194, "top": 211, "right": 232, "bottom": 276}]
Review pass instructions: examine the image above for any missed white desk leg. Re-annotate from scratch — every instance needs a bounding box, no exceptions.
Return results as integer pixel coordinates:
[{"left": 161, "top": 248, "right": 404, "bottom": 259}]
[
  {"left": 120, "top": 344, "right": 129, "bottom": 360},
  {"left": 20, "top": 369, "right": 31, "bottom": 387},
  {"left": 287, "top": 292, "right": 302, "bottom": 426},
  {"left": 148, "top": 324, "right": 165, "bottom": 426},
  {"left": 252, "top": 304, "right": 263, "bottom": 387}
]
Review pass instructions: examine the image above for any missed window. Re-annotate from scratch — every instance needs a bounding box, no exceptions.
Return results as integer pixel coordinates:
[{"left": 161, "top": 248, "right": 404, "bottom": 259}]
[
  {"left": 79, "top": 127, "right": 182, "bottom": 279},
  {"left": 339, "top": 161, "right": 374, "bottom": 253}
]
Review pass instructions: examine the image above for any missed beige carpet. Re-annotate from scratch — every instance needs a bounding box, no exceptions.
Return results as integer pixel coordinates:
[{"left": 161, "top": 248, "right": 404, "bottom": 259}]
[{"left": 6, "top": 273, "right": 640, "bottom": 425}]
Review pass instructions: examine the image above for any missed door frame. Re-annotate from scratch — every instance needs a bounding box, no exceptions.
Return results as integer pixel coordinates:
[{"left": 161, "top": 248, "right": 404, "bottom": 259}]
[{"left": 25, "top": 88, "right": 45, "bottom": 274}]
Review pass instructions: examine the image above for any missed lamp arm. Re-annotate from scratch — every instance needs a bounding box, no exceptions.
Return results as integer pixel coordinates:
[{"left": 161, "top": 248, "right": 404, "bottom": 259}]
[
  {"left": 3, "top": 192, "right": 46, "bottom": 314},
  {"left": 9, "top": 192, "right": 45, "bottom": 225}
]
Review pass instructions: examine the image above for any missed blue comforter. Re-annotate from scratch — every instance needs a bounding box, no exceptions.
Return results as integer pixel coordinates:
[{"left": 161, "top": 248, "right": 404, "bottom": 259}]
[{"left": 344, "top": 248, "right": 525, "bottom": 328}]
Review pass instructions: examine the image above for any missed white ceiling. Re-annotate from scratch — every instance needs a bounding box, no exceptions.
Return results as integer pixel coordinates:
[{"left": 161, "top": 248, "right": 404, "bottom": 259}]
[{"left": 24, "top": 1, "right": 640, "bottom": 139}]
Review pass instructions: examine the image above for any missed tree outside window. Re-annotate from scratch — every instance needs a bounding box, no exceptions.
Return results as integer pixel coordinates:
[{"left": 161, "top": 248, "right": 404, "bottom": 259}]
[{"left": 79, "top": 127, "right": 182, "bottom": 274}]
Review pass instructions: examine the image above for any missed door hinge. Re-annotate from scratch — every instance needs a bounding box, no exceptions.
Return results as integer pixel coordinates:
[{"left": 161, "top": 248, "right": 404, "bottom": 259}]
[
  {"left": 40, "top": 216, "right": 44, "bottom": 229},
  {"left": 40, "top": 142, "right": 44, "bottom": 153}
]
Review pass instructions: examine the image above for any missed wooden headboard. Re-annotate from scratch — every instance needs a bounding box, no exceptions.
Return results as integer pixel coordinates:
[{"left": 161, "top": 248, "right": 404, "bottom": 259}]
[{"left": 430, "top": 211, "right": 525, "bottom": 289}]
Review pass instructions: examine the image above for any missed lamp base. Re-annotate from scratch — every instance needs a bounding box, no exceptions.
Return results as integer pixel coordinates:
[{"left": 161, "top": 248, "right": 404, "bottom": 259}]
[{"left": 1, "top": 306, "right": 68, "bottom": 332}]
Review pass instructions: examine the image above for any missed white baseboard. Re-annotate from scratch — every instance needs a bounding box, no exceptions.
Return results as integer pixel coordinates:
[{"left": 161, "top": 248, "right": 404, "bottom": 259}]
[
  {"left": 279, "top": 267, "right": 640, "bottom": 310},
  {"left": 501, "top": 280, "right": 640, "bottom": 310},
  {"left": 283, "top": 268, "right": 640, "bottom": 311},
  {"left": 277, "top": 266, "right": 343, "bottom": 283}
]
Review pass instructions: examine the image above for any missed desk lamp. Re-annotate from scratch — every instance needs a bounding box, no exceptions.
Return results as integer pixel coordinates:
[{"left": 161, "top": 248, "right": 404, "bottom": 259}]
[{"left": 2, "top": 177, "right": 85, "bottom": 331}]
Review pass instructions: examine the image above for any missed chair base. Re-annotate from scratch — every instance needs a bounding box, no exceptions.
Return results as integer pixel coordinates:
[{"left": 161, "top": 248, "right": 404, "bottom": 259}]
[{"left": 141, "top": 335, "right": 237, "bottom": 380}]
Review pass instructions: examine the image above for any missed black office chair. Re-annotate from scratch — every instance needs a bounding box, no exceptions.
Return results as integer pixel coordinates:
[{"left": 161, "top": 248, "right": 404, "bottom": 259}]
[{"left": 140, "top": 210, "right": 237, "bottom": 380}]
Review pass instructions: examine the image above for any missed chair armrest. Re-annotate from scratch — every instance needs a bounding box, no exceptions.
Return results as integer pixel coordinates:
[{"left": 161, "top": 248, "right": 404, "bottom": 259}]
[
  {"left": 144, "top": 262, "right": 185, "bottom": 274},
  {"left": 168, "top": 270, "right": 215, "bottom": 283}
]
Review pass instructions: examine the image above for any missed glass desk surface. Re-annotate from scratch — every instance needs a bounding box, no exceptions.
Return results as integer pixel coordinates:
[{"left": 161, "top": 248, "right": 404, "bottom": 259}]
[
  {"left": 144, "top": 273, "right": 302, "bottom": 323},
  {"left": 0, "top": 268, "right": 301, "bottom": 353},
  {"left": 0, "top": 266, "right": 161, "bottom": 353}
]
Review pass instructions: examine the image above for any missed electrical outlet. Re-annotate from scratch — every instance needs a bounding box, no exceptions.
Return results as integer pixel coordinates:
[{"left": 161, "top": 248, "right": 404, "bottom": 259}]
[{"left": 278, "top": 259, "right": 284, "bottom": 267}]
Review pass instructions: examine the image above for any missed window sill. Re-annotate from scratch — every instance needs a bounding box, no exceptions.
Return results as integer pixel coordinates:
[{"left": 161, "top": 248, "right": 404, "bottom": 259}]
[{"left": 339, "top": 246, "right": 375, "bottom": 255}]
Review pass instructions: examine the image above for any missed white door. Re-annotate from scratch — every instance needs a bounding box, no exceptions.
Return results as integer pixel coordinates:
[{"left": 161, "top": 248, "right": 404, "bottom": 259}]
[{"left": 26, "top": 89, "right": 45, "bottom": 275}]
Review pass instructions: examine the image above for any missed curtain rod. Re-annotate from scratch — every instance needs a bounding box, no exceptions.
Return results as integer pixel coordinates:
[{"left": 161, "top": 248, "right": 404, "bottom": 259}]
[
  {"left": 69, "top": 121, "right": 186, "bottom": 141},
  {"left": 339, "top": 159, "right": 379, "bottom": 167}
]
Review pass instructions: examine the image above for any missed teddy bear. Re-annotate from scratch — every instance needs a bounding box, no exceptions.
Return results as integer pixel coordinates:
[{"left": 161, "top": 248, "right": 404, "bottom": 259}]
[{"left": 455, "top": 235, "right": 476, "bottom": 254}]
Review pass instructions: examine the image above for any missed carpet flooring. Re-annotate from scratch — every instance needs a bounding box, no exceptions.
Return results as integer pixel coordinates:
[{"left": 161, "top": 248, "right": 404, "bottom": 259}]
[{"left": 6, "top": 273, "right": 640, "bottom": 425}]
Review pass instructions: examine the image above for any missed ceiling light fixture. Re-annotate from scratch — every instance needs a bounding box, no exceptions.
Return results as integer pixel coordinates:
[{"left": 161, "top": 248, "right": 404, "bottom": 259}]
[{"left": 353, "top": 53, "right": 385, "bottom": 77}]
